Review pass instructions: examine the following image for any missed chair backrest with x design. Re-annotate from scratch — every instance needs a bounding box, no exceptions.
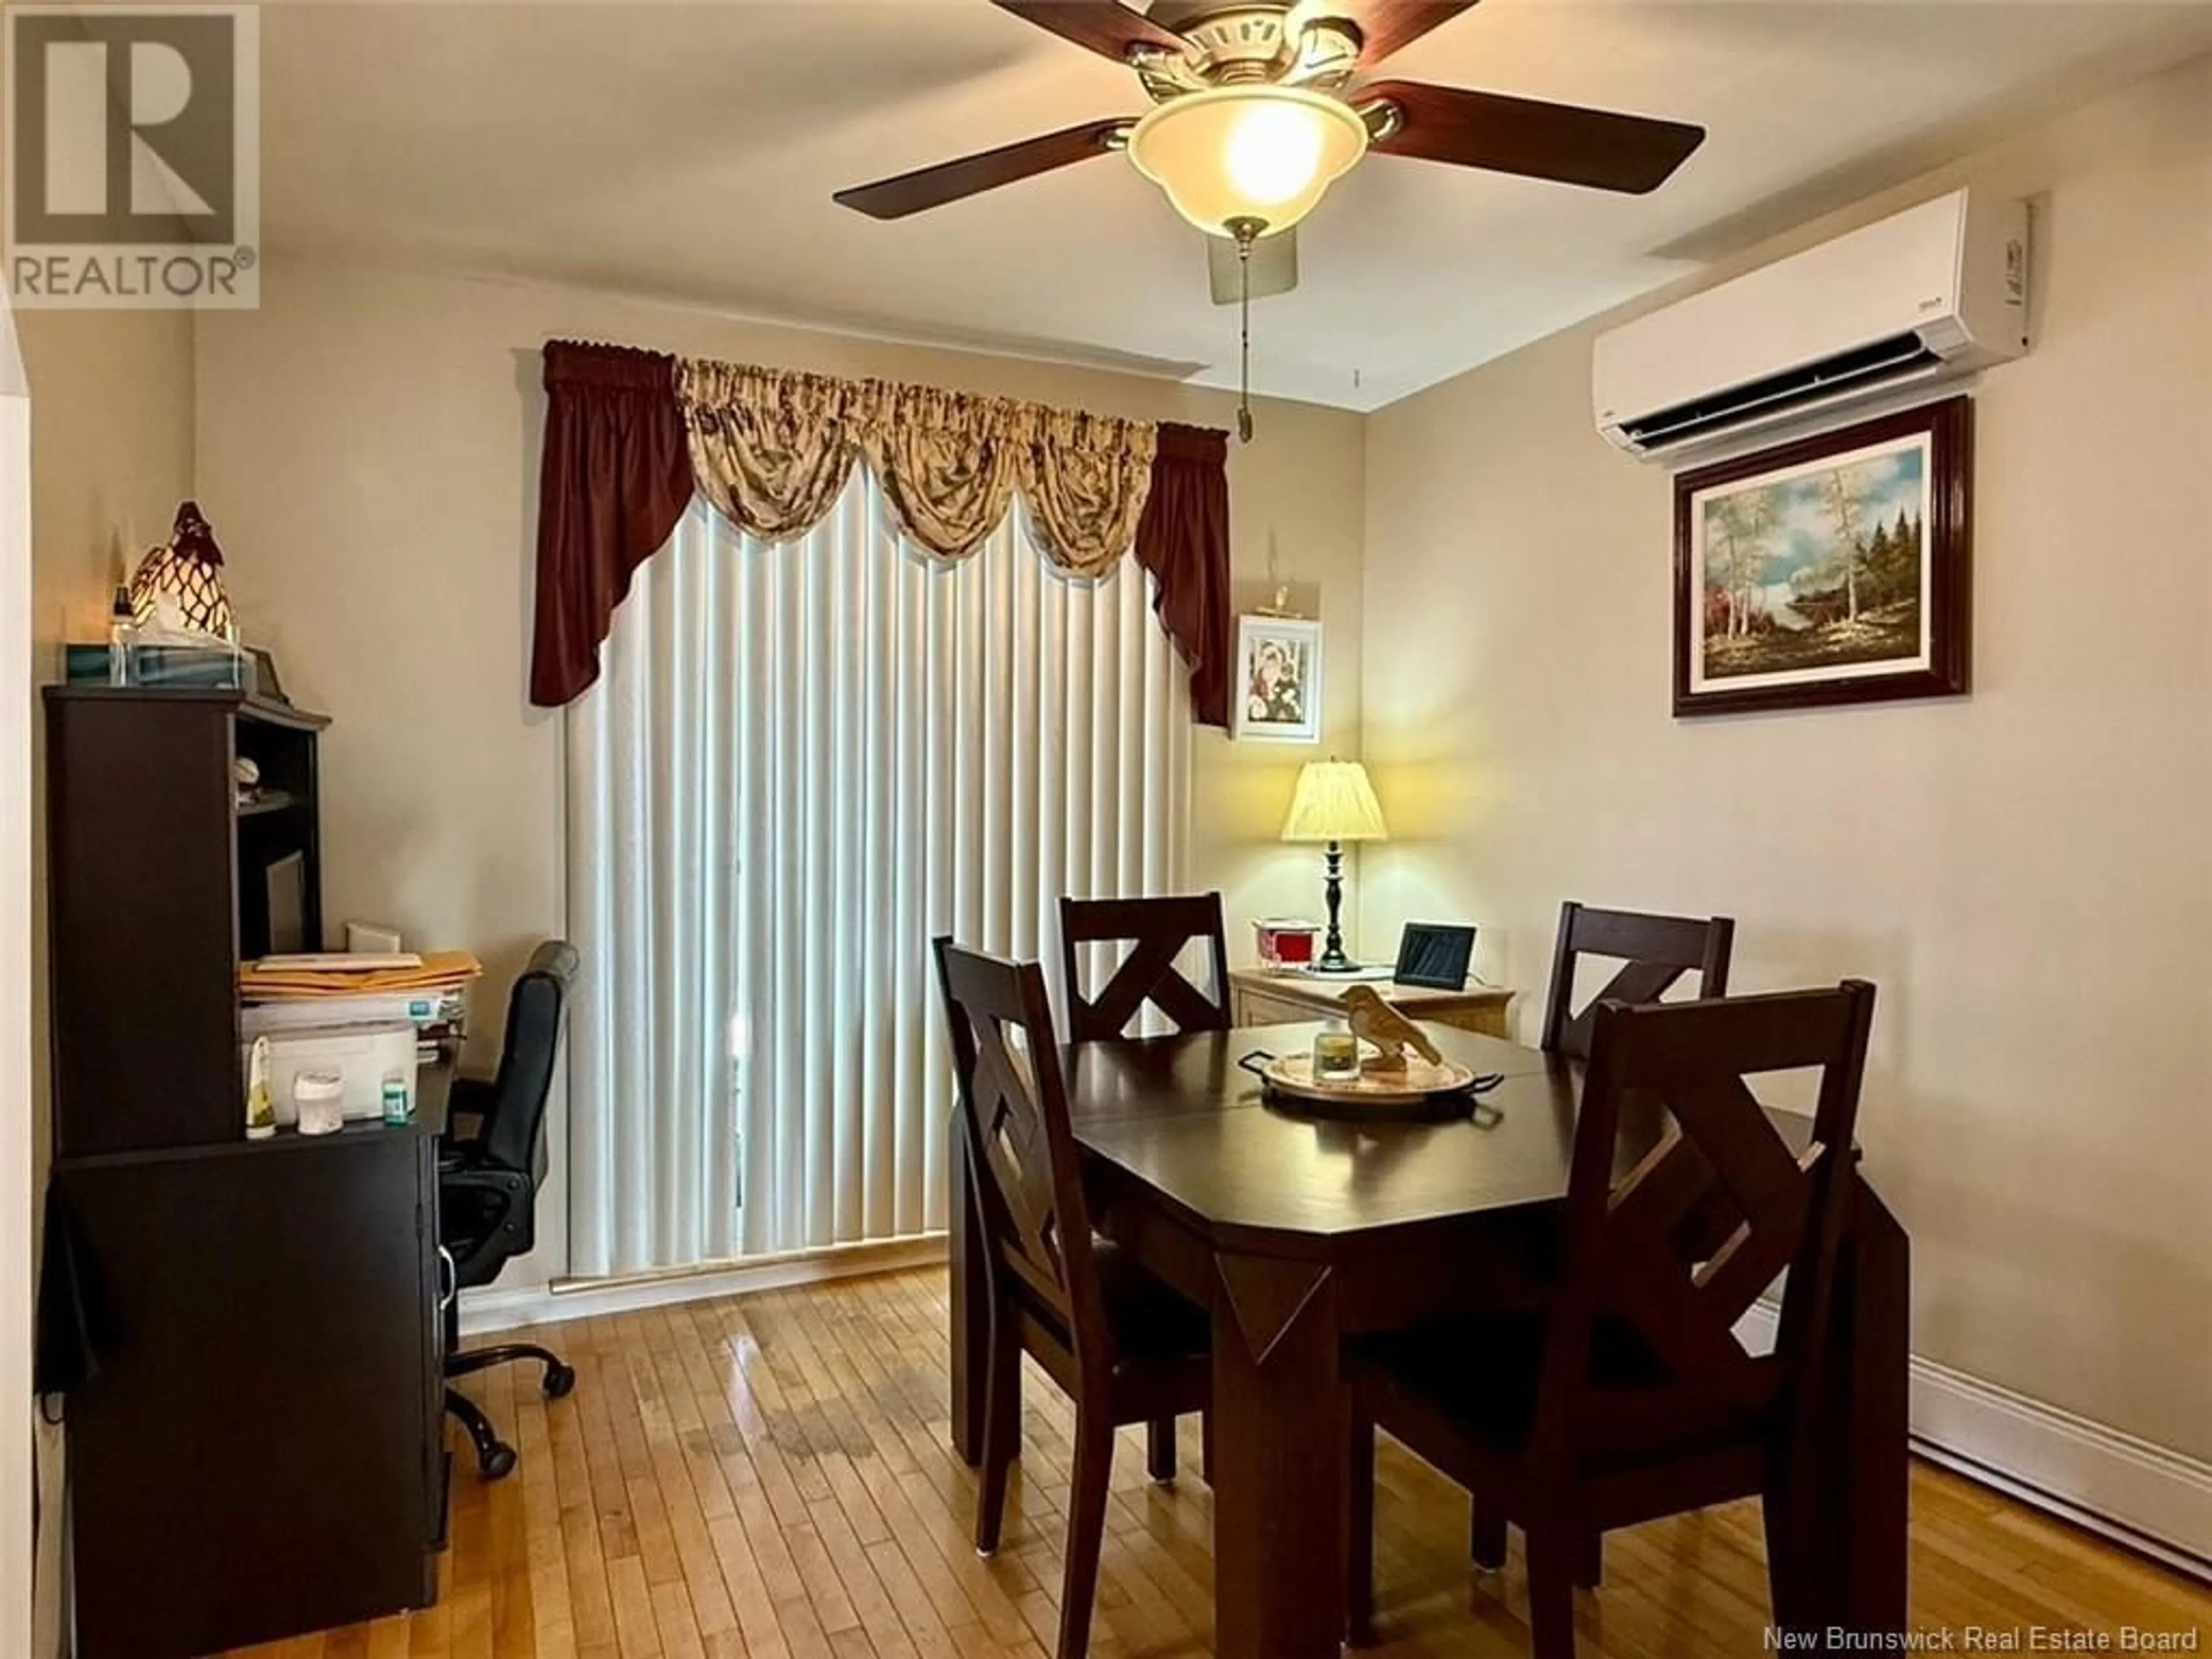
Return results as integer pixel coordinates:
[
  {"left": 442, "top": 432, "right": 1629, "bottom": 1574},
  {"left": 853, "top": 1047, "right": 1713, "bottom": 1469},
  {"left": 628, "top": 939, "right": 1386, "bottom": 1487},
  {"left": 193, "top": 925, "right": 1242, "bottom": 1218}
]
[
  {"left": 933, "top": 938, "right": 1115, "bottom": 1379},
  {"left": 1540, "top": 900, "right": 1736, "bottom": 1060},
  {"left": 1536, "top": 981, "right": 1876, "bottom": 1463},
  {"left": 1058, "top": 893, "right": 1232, "bottom": 1042}
]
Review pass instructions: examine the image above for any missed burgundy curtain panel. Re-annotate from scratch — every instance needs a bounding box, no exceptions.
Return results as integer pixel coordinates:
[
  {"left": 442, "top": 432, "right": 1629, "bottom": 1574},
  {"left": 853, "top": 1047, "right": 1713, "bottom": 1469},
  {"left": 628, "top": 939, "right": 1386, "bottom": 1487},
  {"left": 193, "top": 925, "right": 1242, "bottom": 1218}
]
[
  {"left": 528, "top": 341, "right": 694, "bottom": 707},
  {"left": 1135, "top": 423, "right": 1233, "bottom": 729},
  {"left": 528, "top": 342, "right": 1233, "bottom": 726}
]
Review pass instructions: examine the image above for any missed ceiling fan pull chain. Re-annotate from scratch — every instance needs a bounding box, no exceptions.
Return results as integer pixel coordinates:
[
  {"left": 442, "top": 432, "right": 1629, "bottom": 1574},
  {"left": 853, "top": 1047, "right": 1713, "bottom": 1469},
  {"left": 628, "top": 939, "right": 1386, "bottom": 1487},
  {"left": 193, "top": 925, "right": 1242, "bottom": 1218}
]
[
  {"left": 1230, "top": 217, "right": 1260, "bottom": 444},
  {"left": 1239, "top": 249, "right": 1253, "bottom": 445}
]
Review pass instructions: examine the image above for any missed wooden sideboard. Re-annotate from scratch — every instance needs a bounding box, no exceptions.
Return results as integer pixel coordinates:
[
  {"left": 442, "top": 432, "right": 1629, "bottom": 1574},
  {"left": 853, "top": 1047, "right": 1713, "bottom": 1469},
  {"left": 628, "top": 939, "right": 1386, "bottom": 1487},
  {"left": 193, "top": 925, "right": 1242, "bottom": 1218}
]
[{"left": 1228, "top": 967, "right": 1514, "bottom": 1038}]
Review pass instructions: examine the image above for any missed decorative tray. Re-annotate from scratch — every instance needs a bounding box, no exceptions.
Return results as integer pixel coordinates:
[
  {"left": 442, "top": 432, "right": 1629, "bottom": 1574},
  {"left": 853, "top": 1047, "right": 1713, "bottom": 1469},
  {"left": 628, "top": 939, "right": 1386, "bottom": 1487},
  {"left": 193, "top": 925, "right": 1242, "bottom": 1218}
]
[{"left": 1238, "top": 1050, "right": 1502, "bottom": 1122}]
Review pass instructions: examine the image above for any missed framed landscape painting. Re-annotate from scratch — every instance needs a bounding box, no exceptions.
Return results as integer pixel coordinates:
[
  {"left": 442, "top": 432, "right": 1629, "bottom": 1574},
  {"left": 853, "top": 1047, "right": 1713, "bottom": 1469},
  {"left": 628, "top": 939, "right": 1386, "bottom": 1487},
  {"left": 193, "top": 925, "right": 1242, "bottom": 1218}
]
[
  {"left": 1233, "top": 614, "right": 1323, "bottom": 743},
  {"left": 1674, "top": 397, "right": 1972, "bottom": 717}
]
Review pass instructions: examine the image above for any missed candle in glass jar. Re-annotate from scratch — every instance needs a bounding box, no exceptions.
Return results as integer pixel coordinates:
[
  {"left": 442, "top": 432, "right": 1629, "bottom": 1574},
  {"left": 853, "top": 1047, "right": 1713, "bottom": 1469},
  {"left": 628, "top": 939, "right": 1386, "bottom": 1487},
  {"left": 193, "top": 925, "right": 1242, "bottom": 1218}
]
[{"left": 1312, "top": 1019, "right": 1359, "bottom": 1082}]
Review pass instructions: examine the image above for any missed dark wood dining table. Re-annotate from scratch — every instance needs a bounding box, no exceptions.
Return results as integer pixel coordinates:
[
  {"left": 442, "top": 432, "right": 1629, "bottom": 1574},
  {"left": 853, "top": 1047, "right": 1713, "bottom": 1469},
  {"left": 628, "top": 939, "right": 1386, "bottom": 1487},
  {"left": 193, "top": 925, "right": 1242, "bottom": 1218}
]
[{"left": 947, "top": 1021, "right": 1910, "bottom": 1659}]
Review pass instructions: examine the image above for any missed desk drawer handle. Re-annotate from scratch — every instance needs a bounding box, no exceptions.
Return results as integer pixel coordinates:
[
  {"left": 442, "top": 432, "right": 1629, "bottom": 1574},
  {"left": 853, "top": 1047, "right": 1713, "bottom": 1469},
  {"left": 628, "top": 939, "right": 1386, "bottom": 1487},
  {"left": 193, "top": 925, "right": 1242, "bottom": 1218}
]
[{"left": 437, "top": 1245, "right": 457, "bottom": 1312}]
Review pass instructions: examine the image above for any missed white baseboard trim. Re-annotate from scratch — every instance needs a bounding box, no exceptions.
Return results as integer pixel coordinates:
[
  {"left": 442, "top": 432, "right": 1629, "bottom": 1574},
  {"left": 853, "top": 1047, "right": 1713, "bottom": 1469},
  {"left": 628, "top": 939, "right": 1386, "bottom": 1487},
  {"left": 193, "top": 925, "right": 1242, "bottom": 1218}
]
[
  {"left": 457, "top": 1233, "right": 948, "bottom": 1336},
  {"left": 1908, "top": 1357, "right": 2212, "bottom": 1581},
  {"left": 1734, "top": 1303, "right": 2212, "bottom": 1581}
]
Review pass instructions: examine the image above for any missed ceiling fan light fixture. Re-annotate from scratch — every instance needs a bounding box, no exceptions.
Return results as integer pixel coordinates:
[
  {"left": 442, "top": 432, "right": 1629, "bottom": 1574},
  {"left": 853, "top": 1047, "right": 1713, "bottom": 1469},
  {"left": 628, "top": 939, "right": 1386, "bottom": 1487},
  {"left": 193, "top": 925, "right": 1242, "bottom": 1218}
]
[{"left": 1128, "top": 85, "right": 1367, "bottom": 238}]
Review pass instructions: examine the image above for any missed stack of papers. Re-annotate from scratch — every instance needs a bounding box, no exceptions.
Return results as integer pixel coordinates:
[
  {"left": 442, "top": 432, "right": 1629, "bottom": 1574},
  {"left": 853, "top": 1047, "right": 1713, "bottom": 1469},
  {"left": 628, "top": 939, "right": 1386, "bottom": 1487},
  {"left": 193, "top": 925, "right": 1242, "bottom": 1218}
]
[
  {"left": 240, "top": 950, "right": 483, "bottom": 1000},
  {"left": 240, "top": 951, "right": 483, "bottom": 1059}
]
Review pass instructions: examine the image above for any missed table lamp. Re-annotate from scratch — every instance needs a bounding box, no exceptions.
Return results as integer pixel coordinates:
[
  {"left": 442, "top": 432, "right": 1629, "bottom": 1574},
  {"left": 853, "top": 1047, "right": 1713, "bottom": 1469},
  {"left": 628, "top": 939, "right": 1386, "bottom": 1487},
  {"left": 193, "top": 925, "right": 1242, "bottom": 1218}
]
[{"left": 1281, "top": 759, "right": 1388, "bottom": 974}]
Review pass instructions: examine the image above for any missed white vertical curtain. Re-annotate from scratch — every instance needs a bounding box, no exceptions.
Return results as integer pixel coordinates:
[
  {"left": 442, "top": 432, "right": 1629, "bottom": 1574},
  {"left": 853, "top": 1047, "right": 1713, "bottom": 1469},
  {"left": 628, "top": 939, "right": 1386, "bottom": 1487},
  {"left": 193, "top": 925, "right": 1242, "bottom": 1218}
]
[{"left": 565, "top": 472, "right": 1192, "bottom": 1278}]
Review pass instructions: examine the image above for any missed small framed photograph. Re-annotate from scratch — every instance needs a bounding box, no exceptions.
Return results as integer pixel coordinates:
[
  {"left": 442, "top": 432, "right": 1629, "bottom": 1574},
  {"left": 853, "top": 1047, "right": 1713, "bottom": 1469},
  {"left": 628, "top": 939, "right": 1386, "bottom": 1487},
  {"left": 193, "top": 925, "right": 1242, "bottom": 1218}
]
[
  {"left": 1674, "top": 396, "right": 1972, "bottom": 717},
  {"left": 1394, "top": 923, "right": 1476, "bottom": 991},
  {"left": 1233, "top": 615, "right": 1323, "bottom": 743}
]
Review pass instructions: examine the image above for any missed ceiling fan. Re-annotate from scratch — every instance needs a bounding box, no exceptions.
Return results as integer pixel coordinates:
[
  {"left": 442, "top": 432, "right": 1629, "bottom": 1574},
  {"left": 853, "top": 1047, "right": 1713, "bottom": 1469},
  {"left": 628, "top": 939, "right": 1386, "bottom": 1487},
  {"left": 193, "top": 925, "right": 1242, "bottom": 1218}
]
[
  {"left": 836, "top": 1, "right": 1705, "bottom": 237},
  {"left": 834, "top": 1, "right": 1706, "bottom": 434}
]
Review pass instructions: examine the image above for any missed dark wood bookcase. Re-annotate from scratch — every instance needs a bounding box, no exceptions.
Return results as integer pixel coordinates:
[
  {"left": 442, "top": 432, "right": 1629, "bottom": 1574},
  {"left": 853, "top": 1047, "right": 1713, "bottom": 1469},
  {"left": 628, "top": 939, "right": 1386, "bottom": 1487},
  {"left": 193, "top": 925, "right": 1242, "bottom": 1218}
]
[{"left": 44, "top": 685, "right": 327, "bottom": 1156}]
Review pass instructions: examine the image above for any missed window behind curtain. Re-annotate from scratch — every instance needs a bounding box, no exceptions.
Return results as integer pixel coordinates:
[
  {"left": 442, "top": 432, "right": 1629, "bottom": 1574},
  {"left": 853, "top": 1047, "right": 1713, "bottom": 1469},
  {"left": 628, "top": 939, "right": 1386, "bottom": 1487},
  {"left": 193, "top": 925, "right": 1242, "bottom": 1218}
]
[{"left": 565, "top": 474, "right": 1192, "bottom": 1278}]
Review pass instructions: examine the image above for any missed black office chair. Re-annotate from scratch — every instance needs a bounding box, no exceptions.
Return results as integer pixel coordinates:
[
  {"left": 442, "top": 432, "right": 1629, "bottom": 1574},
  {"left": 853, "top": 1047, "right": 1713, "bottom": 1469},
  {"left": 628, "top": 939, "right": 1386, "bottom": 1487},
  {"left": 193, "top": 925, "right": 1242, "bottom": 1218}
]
[{"left": 440, "top": 938, "right": 579, "bottom": 1479}]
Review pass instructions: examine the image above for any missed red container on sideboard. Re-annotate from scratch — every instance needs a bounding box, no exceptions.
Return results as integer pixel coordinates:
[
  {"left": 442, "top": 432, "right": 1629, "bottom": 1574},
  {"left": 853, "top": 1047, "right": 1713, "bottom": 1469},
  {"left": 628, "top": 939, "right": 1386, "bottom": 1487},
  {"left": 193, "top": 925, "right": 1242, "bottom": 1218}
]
[{"left": 1253, "top": 918, "right": 1320, "bottom": 969}]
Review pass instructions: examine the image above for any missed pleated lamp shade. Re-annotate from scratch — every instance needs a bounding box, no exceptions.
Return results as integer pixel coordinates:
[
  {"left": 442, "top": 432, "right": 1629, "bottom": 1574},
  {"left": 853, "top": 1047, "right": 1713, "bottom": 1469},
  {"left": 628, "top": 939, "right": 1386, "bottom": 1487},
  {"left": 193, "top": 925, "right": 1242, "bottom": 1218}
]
[
  {"left": 1281, "top": 760, "right": 1388, "bottom": 844},
  {"left": 130, "top": 501, "right": 234, "bottom": 638}
]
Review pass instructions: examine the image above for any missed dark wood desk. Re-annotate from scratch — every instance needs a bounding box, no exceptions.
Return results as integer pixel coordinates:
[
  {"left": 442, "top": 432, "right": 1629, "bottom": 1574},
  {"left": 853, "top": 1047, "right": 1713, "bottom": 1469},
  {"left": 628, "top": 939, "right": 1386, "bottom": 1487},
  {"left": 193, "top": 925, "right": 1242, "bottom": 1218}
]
[
  {"left": 55, "top": 1059, "right": 454, "bottom": 1659},
  {"left": 948, "top": 1022, "right": 1908, "bottom": 1659}
]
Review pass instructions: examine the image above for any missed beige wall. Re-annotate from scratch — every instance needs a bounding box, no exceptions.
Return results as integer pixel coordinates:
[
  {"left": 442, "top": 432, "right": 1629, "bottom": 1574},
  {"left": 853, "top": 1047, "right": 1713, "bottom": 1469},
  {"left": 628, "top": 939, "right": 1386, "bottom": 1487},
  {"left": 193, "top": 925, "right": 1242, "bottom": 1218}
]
[
  {"left": 1362, "top": 55, "right": 2212, "bottom": 1460},
  {"left": 13, "top": 304, "right": 197, "bottom": 1659},
  {"left": 194, "top": 259, "right": 1365, "bottom": 1283}
]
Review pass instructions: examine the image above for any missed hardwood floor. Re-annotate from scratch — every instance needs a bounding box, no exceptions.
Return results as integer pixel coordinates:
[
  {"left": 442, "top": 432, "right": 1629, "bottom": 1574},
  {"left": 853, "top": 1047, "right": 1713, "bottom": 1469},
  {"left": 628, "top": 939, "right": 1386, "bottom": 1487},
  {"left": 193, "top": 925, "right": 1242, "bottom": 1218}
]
[{"left": 222, "top": 1267, "right": 2211, "bottom": 1659}]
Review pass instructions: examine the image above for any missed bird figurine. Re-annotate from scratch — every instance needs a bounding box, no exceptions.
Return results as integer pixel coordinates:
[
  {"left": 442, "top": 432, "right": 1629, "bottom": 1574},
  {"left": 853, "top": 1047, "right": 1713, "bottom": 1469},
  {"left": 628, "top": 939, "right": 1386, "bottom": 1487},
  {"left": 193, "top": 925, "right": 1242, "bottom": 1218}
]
[{"left": 1341, "top": 985, "right": 1445, "bottom": 1073}]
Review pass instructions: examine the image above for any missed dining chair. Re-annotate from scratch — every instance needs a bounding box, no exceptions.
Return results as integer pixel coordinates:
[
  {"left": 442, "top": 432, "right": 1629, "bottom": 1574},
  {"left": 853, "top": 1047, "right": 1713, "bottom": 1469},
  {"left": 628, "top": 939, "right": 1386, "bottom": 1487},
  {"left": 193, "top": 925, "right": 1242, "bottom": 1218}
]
[
  {"left": 1540, "top": 900, "right": 1736, "bottom": 1060},
  {"left": 1057, "top": 891, "right": 1230, "bottom": 1482},
  {"left": 1058, "top": 892, "right": 1232, "bottom": 1043},
  {"left": 1346, "top": 980, "right": 1877, "bottom": 1659},
  {"left": 1486, "top": 901, "right": 1736, "bottom": 1580},
  {"left": 933, "top": 938, "right": 1212, "bottom": 1659}
]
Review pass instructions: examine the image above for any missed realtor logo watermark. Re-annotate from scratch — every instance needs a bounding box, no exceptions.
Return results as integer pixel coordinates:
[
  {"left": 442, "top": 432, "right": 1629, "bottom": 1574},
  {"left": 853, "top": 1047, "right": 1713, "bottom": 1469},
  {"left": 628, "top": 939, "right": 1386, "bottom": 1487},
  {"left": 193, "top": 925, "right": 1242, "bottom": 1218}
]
[
  {"left": 1766, "top": 1627, "right": 2201, "bottom": 1653},
  {"left": 4, "top": 3, "right": 259, "bottom": 307}
]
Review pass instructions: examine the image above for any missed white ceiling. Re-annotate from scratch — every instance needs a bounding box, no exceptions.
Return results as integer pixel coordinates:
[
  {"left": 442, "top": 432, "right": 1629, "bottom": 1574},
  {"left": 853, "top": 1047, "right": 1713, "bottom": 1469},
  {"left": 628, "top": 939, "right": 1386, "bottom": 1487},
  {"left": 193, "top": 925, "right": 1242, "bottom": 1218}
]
[{"left": 257, "top": 1, "right": 2212, "bottom": 410}]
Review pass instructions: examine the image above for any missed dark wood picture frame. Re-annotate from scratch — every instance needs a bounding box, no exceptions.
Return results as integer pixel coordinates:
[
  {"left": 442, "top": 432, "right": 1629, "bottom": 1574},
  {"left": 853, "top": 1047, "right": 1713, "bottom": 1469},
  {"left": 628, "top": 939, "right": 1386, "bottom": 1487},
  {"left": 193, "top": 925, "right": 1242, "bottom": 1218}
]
[{"left": 1673, "top": 396, "right": 1972, "bottom": 717}]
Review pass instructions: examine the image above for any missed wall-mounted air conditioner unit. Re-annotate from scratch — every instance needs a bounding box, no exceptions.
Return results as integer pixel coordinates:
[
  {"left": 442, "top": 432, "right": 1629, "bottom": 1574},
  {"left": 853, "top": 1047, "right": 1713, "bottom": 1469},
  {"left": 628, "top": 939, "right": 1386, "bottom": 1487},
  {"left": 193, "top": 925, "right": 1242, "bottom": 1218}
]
[{"left": 1593, "top": 188, "right": 2028, "bottom": 460}]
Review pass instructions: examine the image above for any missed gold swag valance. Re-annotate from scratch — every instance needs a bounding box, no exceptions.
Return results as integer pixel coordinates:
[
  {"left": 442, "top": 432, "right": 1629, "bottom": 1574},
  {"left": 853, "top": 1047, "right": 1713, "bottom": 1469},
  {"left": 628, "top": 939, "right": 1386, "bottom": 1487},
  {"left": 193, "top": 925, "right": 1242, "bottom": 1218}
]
[
  {"left": 529, "top": 340, "right": 1233, "bottom": 725},
  {"left": 677, "top": 359, "right": 1160, "bottom": 575}
]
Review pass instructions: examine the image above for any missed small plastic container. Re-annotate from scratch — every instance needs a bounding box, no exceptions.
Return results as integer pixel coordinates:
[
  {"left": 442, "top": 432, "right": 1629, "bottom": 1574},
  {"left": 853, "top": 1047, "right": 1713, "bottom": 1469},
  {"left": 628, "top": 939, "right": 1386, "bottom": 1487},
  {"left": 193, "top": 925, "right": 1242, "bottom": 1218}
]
[
  {"left": 380, "top": 1070, "right": 412, "bottom": 1127},
  {"left": 1254, "top": 918, "right": 1320, "bottom": 971},
  {"left": 294, "top": 1070, "right": 346, "bottom": 1136},
  {"left": 245, "top": 1036, "right": 276, "bottom": 1139}
]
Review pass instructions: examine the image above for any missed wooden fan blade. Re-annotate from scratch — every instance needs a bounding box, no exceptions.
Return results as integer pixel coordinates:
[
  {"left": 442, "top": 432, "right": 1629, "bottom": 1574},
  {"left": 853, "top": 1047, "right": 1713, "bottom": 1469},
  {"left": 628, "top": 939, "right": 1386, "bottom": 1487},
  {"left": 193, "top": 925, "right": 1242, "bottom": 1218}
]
[
  {"left": 1308, "top": 1, "right": 1479, "bottom": 65},
  {"left": 992, "top": 0, "right": 1187, "bottom": 62},
  {"left": 1361, "top": 80, "right": 1705, "bottom": 194},
  {"left": 835, "top": 120, "right": 1133, "bottom": 220}
]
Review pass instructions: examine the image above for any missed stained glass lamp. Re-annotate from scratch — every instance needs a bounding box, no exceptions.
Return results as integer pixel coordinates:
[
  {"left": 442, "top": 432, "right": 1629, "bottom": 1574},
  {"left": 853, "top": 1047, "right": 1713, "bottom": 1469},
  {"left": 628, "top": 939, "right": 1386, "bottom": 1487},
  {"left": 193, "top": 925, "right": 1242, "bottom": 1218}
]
[{"left": 129, "top": 501, "right": 234, "bottom": 639}]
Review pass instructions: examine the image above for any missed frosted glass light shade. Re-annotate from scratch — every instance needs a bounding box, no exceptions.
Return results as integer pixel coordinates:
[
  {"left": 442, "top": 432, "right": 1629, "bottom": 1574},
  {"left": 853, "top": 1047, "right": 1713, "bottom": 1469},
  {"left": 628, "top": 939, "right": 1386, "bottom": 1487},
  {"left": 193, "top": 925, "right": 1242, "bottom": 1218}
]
[
  {"left": 1282, "top": 760, "right": 1388, "bottom": 843},
  {"left": 1128, "top": 86, "right": 1368, "bottom": 238}
]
